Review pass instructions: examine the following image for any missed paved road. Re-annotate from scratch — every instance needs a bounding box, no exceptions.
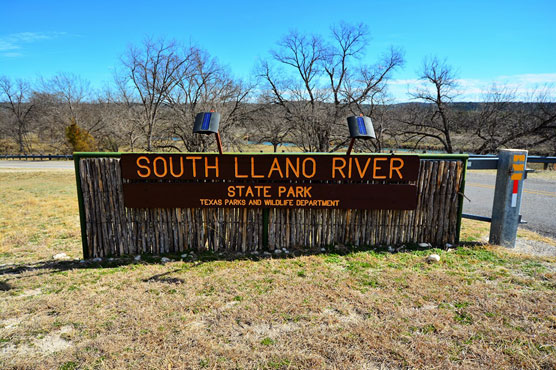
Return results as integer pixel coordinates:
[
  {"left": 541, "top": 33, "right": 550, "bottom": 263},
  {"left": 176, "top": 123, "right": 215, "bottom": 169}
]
[
  {"left": 463, "top": 171, "right": 556, "bottom": 239},
  {"left": 2, "top": 160, "right": 554, "bottom": 238},
  {"left": 0, "top": 160, "right": 74, "bottom": 169}
]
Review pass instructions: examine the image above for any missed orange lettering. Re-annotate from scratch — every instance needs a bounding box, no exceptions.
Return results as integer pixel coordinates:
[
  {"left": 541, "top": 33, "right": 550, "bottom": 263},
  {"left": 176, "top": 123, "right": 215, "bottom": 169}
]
[
  {"left": 169, "top": 156, "right": 184, "bottom": 177},
  {"left": 268, "top": 158, "right": 284, "bottom": 178},
  {"left": 254, "top": 186, "right": 265, "bottom": 197},
  {"left": 186, "top": 156, "right": 201, "bottom": 177},
  {"left": 153, "top": 157, "right": 167, "bottom": 177},
  {"left": 389, "top": 158, "right": 404, "bottom": 180},
  {"left": 250, "top": 157, "right": 264, "bottom": 178},
  {"left": 287, "top": 187, "right": 296, "bottom": 197},
  {"left": 205, "top": 157, "right": 219, "bottom": 177},
  {"left": 302, "top": 157, "right": 316, "bottom": 178},
  {"left": 354, "top": 157, "right": 371, "bottom": 178},
  {"left": 332, "top": 158, "right": 347, "bottom": 179},
  {"left": 227, "top": 186, "right": 235, "bottom": 197},
  {"left": 234, "top": 157, "right": 248, "bottom": 178},
  {"left": 285, "top": 157, "right": 300, "bottom": 178},
  {"left": 136, "top": 156, "right": 150, "bottom": 178},
  {"left": 373, "top": 158, "right": 387, "bottom": 179}
]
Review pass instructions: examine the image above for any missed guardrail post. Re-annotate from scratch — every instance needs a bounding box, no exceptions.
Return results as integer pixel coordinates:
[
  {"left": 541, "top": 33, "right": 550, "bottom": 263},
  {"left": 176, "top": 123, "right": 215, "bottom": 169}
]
[{"left": 489, "top": 149, "right": 527, "bottom": 247}]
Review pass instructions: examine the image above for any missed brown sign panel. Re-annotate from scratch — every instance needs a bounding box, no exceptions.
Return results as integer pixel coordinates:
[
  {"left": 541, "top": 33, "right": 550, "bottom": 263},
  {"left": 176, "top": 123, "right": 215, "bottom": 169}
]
[
  {"left": 120, "top": 153, "right": 420, "bottom": 182},
  {"left": 122, "top": 183, "right": 417, "bottom": 210}
]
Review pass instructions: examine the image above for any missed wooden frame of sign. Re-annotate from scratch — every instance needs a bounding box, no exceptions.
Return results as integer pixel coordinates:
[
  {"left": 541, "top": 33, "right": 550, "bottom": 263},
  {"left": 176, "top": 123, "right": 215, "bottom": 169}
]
[{"left": 73, "top": 152, "right": 468, "bottom": 258}]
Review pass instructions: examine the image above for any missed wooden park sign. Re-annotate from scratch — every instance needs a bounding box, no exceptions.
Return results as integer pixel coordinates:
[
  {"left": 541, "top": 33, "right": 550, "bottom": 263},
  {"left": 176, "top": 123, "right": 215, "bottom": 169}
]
[
  {"left": 74, "top": 152, "right": 467, "bottom": 258},
  {"left": 120, "top": 154, "right": 420, "bottom": 210}
]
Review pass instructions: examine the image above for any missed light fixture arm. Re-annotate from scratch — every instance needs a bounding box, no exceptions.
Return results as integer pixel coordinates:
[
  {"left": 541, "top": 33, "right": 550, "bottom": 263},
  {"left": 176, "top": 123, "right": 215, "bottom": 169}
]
[
  {"left": 215, "top": 132, "right": 223, "bottom": 155},
  {"left": 346, "top": 138, "right": 356, "bottom": 156}
]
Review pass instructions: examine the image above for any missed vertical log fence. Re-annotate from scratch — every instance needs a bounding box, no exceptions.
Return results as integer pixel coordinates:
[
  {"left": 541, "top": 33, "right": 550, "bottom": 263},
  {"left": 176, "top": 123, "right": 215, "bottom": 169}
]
[{"left": 74, "top": 153, "right": 467, "bottom": 258}]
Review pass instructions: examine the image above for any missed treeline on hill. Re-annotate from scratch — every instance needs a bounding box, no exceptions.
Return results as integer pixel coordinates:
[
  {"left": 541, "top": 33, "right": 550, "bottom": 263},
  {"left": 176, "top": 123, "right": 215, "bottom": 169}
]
[{"left": 1, "top": 23, "right": 555, "bottom": 155}]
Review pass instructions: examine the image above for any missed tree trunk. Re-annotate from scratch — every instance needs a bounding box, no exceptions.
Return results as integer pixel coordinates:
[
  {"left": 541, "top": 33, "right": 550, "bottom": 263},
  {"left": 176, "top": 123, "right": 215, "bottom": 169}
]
[
  {"left": 146, "top": 121, "right": 153, "bottom": 152},
  {"left": 445, "top": 131, "right": 454, "bottom": 153},
  {"left": 18, "top": 130, "right": 25, "bottom": 154}
]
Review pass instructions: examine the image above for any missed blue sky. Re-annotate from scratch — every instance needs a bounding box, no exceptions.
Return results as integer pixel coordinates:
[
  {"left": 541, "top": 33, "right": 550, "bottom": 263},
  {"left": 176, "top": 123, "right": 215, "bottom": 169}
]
[{"left": 1, "top": 0, "right": 555, "bottom": 101}]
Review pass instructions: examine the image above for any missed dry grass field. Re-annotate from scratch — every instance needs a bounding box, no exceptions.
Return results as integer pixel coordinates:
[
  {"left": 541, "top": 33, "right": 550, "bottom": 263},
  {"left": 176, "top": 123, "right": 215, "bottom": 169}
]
[{"left": 1, "top": 169, "right": 556, "bottom": 369}]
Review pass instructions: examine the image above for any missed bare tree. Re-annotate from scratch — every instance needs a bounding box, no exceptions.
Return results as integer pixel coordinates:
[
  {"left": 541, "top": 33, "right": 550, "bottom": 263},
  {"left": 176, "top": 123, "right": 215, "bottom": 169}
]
[
  {"left": 470, "top": 85, "right": 517, "bottom": 153},
  {"left": 260, "top": 30, "right": 327, "bottom": 152},
  {"left": 27, "top": 91, "right": 64, "bottom": 152},
  {"left": 118, "top": 38, "right": 186, "bottom": 151},
  {"left": 352, "top": 97, "right": 400, "bottom": 153},
  {"left": 36, "top": 73, "right": 103, "bottom": 152},
  {"left": 41, "top": 73, "right": 89, "bottom": 124},
  {"left": 525, "top": 89, "right": 556, "bottom": 149},
  {"left": 260, "top": 22, "right": 403, "bottom": 152},
  {"left": 165, "top": 47, "right": 251, "bottom": 152},
  {"left": 400, "top": 57, "right": 458, "bottom": 153},
  {"left": 88, "top": 92, "right": 126, "bottom": 152},
  {"left": 110, "top": 75, "right": 146, "bottom": 151},
  {"left": 246, "top": 96, "right": 292, "bottom": 152},
  {"left": 471, "top": 85, "right": 556, "bottom": 153},
  {"left": 0, "top": 77, "right": 35, "bottom": 153}
]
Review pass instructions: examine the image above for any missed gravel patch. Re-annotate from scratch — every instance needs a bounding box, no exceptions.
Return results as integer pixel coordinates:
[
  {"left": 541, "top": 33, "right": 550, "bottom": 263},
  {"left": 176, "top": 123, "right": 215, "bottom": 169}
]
[{"left": 514, "top": 238, "right": 556, "bottom": 257}]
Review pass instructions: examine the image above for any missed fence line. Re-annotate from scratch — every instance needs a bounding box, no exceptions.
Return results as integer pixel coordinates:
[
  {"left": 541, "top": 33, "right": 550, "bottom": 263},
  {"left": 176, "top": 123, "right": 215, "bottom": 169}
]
[{"left": 0, "top": 154, "right": 73, "bottom": 160}]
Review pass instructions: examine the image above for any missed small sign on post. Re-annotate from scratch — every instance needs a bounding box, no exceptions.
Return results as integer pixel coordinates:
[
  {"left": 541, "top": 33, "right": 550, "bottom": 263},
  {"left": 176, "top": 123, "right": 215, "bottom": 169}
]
[
  {"left": 193, "top": 111, "right": 224, "bottom": 154},
  {"left": 489, "top": 149, "right": 528, "bottom": 247},
  {"left": 346, "top": 115, "right": 375, "bottom": 155}
]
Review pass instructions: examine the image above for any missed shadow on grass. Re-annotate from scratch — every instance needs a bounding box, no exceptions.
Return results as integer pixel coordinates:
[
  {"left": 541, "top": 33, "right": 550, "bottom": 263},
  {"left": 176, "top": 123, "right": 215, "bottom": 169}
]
[
  {"left": 0, "top": 258, "right": 194, "bottom": 281},
  {"left": 0, "top": 280, "right": 12, "bottom": 291},
  {"left": 143, "top": 269, "right": 186, "bottom": 284},
  {"left": 0, "top": 241, "right": 487, "bottom": 284}
]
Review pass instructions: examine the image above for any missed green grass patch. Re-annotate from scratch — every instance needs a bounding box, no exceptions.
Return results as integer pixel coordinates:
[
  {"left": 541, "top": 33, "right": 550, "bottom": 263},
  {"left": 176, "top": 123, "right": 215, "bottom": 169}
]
[{"left": 260, "top": 337, "right": 275, "bottom": 346}]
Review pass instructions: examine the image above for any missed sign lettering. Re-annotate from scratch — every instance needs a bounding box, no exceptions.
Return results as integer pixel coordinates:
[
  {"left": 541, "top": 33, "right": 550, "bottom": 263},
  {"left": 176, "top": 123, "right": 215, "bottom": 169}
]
[
  {"left": 121, "top": 154, "right": 419, "bottom": 182},
  {"left": 120, "top": 154, "right": 420, "bottom": 210}
]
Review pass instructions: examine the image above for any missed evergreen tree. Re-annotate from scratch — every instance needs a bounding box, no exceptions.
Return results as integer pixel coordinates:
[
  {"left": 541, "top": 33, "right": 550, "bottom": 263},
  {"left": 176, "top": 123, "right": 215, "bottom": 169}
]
[{"left": 65, "top": 118, "right": 96, "bottom": 152}]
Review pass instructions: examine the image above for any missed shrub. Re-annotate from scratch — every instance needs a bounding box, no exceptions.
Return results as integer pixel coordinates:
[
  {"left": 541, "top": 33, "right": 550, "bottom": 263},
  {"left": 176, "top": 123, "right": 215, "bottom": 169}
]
[{"left": 65, "top": 119, "right": 96, "bottom": 152}]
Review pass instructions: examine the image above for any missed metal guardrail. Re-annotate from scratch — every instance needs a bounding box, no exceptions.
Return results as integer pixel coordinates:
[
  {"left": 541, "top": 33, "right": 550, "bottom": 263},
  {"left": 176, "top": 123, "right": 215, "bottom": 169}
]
[
  {"left": 0, "top": 154, "right": 73, "bottom": 160},
  {"left": 467, "top": 154, "right": 556, "bottom": 169},
  {"left": 467, "top": 157, "right": 499, "bottom": 169},
  {"left": 461, "top": 213, "right": 527, "bottom": 224},
  {"left": 463, "top": 153, "right": 555, "bottom": 227},
  {"left": 527, "top": 156, "right": 556, "bottom": 164},
  {"left": 468, "top": 154, "right": 556, "bottom": 160}
]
